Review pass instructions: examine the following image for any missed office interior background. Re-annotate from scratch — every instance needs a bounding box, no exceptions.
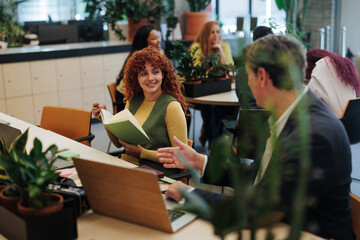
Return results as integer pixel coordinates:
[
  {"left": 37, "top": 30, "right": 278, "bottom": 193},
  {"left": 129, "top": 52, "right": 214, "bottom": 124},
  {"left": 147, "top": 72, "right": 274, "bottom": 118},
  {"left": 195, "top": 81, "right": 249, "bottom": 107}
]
[
  {"left": 7, "top": 0, "right": 360, "bottom": 54},
  {"left": 0, "top": 0, "right": 359, "bottom": 193}
]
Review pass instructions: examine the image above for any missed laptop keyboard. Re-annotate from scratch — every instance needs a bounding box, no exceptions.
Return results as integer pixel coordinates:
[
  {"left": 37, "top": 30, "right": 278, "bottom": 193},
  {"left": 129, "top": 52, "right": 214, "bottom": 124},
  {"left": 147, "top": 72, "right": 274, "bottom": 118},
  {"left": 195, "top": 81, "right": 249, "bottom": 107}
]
[{"left": 167, "top": 209, "right": 186, "bottom": 222}]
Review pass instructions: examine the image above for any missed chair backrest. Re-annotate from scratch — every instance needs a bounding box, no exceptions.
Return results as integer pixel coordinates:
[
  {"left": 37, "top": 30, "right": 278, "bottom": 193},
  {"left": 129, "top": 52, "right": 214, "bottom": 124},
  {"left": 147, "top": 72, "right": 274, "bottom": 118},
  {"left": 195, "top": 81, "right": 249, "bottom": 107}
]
[
  {"left": 40, "top": 106, "right": 93, "bottom": 146},
  {"left": 350, "top": 193, "right": 360, "bottom": 240},
  {"left": 187, "top": 139, "right": 193, "bottom": 148},
  {"left": 107, "top": 82, "right": 118, "bottom": 114},
  {"left": 340, "top": 98, "right": 360, "bottom": 144}
]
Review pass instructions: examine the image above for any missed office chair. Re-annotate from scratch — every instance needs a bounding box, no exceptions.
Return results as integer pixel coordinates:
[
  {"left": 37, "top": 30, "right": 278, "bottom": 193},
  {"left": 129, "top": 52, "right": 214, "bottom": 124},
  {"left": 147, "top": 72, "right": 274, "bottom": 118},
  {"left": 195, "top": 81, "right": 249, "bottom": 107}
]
[
  {"left": 350, "top": 193, "right": 360, "bottom": 240},
  {"left": 107, "top": 82, "right": 124, "bottom": 114},
  {"left": 106, "top": 82, "right": 127, "bottom": 153},
  {"left": 340, "top": 98, "right": 360, "bottom": 144},
  {"left": 40, "top": 106, "right": 95, "bottom": 146}
]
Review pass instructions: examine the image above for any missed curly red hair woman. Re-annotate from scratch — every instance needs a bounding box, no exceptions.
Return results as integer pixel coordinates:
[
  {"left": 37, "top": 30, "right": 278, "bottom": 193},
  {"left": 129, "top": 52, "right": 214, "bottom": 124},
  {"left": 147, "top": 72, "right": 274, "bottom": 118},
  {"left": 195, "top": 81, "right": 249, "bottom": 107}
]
[
  {"left": 123, "top": 47, "right": 187, "bottom": 112},
  {"left": 92, "top": 47, "right": 188, "bottom": 176}
]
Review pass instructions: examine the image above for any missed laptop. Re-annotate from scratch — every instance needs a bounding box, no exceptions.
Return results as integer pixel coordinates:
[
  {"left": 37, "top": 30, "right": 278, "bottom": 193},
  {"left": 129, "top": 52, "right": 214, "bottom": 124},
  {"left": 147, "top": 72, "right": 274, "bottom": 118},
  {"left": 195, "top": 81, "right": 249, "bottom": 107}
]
[
  {"left": 0, "top": 123, "right": 73, "bottom": 170},
  {"left": 73, "top": 157, "right": 197, "bottom": 233},
  {"left": 0, "top": 123, "right": 22, "bottom": 145}
]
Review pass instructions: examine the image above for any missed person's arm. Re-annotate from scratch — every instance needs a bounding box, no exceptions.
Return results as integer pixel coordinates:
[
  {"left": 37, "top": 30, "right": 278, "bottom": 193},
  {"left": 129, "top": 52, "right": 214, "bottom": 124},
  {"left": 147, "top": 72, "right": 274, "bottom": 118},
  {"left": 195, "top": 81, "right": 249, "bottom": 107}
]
[
  {"left": 140, "top": 101, "right": 187, "bottom": 161},
  {"left": 157, "top": 136, "right": 206, "bottom": 170},
  {"left": 222, "top": 42, "right": 234, "bottom": 65}
]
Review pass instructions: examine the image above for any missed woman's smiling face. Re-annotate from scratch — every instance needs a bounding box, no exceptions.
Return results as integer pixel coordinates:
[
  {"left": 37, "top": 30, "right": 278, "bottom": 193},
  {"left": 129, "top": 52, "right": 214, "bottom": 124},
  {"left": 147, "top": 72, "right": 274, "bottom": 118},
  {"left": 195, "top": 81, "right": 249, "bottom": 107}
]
[{"left": 137, "top": 62, "right": 163, "bottom": 100}]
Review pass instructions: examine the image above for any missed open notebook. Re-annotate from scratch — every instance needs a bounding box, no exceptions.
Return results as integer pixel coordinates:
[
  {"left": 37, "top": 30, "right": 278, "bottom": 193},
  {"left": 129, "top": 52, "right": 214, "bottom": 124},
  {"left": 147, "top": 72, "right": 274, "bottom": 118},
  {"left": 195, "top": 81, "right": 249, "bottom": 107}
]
[{"left": 73, "top": 157, "right": 196, "bottom": 233}]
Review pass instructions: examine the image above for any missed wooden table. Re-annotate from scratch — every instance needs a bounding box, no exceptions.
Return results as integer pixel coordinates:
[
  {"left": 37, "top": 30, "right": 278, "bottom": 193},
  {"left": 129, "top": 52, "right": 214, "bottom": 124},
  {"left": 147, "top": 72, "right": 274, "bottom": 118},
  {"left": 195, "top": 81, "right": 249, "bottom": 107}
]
[
  {"left": 0, "top": 113, "right": 322, "bottom": 240},
  {"left": 185, "top": 89, "right": 240, "bottom": 106},
  {"left": 185, "top": 83, "right": 240, "bottom": 107}
]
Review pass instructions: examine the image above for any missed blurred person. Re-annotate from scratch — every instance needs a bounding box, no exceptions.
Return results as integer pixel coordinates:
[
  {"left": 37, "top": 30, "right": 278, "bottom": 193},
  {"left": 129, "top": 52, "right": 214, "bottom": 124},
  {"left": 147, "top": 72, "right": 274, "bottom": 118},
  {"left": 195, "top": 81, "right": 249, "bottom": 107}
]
[
  {"left": 306, "top": 48, "right": 360, "bottom": 118},
  {"left": 158, "top": 35, "right": 353, "bottom": 239},
  {"left": 189, "top": 21, "right": 234, "bottom": 148}
]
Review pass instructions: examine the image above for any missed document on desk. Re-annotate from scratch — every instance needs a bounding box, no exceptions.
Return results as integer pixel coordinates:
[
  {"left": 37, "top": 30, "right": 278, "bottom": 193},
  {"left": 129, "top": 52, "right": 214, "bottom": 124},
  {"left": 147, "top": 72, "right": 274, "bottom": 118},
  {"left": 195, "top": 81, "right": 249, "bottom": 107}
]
[{"left": 100, "top": 109, "right": 150, "bottom": 145}]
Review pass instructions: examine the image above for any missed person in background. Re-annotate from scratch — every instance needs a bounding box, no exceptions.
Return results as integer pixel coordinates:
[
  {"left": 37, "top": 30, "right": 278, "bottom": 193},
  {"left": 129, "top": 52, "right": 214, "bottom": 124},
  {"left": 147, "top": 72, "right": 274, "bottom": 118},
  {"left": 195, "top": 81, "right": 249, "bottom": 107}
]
[
  {"left": 190, "top": 21, "right": 234, "bottom": 66},
  {"left": 115, "top": 25, "right": 161, "bottom": 111},
  {"left": 236, "top": 26, "right": 273, "bottom": 109},
  {"left": 157, "top": 35, "right": 353, "bottom": 239},
  {"left": 305, "top": 49, "right": 360, "bottom": 118},
  {"left": 189, "top": 21, "right": 234, "bottom": 148},
  {"left": 93, "top": 47, "right": 188, "bottom": 175}
]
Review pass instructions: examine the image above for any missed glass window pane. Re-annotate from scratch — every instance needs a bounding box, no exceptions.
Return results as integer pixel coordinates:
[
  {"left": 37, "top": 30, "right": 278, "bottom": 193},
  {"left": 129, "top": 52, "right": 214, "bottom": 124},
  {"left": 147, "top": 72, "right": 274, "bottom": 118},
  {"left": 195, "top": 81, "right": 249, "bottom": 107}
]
[{"left": 219, "top": 0, "right": 249, "bottom": 33}]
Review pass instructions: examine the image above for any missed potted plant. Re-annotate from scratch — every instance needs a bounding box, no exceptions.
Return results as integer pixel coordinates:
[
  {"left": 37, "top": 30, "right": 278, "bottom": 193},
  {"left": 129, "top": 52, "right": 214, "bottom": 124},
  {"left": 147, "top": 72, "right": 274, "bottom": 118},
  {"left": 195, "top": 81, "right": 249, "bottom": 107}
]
[
  {"left": 84, "top": 0, "right": 164, "bottom": 41},
  {"left": 0, "top": 0, "right": 26, "bottom": 47},
  {"left": 275, "top": 0, "right": 309, "bottom": 40},
  {"left": 201, "top": 52, "right": 230, "bottom": 80},
  {"left": 170, "top": 41, "right": 203, "bottom": 84},
  {"left": 0, "top": 129, "right": 64, "bottom": 217},
  {"left": 184, "top": 0, "right": 212, "bottom": 40},
  {"left": 163, "top": 0, "right": 178, "bottom": 41}
]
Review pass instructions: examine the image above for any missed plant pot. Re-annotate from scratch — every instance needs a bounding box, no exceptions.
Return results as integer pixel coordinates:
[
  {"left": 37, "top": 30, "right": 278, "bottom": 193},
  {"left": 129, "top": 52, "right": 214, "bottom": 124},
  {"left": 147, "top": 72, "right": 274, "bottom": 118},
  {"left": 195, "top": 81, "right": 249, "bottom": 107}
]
[
  {"left": 17, "top": 193, "right": 64, "bottom": 218},
  {"left": 212, "top": 77, "right": 227, "bottom": 81},
  {"left": 0, "top": 184, "right": 7, "bottom": 192},
  {"left": 184, "top": 80, "right": 202, "bottom": 85},
  {"left": 184, "top": 12, "right": 211, "bottom": 40},
  {"left": 127, "top": 18, "right": 149, "bottom": 42},
  {"left": 0, "top": 186, "right": 20, "bottom": 214}
]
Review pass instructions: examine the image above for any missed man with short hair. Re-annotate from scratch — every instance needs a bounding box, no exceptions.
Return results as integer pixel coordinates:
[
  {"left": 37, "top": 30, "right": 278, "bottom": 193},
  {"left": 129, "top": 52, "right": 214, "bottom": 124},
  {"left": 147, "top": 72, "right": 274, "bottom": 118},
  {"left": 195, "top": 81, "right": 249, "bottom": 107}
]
[{"left": 157, "top": 35, "right": 353, "bottom": 239}]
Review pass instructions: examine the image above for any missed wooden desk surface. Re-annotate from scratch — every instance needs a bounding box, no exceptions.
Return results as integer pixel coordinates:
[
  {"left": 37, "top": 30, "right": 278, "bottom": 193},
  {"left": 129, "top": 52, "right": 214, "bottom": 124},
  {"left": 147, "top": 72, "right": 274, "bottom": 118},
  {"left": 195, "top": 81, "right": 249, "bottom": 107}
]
[
  {"left": 77, "top": 211, "right": 322, "bottom": 240},
  {"left": 0, "top": 113, "right": 322, "bottom": 240}
]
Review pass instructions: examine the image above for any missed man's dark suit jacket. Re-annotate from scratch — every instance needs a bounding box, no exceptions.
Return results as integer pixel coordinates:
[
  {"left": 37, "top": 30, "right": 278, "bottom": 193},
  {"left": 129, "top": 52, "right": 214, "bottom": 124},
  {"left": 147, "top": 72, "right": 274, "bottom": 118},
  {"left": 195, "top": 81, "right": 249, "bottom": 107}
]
[{"left": 195, "top": 90, "right": 353, "bottom": 239}]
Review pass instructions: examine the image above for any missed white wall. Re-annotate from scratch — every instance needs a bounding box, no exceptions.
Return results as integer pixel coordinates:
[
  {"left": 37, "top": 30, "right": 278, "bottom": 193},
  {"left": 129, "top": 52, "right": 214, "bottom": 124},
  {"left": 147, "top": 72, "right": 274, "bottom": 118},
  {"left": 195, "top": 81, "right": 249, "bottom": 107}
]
[{"left": 340, "top": 0, "right": 360, "bottom": 54}]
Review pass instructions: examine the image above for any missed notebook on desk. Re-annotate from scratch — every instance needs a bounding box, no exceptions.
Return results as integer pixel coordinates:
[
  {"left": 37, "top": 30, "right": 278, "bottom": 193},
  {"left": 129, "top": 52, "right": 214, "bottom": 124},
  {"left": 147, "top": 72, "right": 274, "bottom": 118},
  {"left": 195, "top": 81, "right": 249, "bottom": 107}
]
[{"left": 73, "top": 157, "right": 196, "bottom": 233}]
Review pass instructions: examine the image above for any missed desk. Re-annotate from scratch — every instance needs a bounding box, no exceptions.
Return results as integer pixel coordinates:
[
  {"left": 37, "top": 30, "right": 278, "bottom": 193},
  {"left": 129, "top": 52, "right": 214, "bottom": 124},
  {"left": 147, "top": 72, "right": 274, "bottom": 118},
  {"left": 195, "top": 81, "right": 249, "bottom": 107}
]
[
  {"left": 185, "top": 83, "right": 240, "bottom": 107},
  {"left": 0, "top": 113, "right": 322, "bottom": 240},
  {"left": 185, "top": 89, "right": 240, "bottom": 106}
]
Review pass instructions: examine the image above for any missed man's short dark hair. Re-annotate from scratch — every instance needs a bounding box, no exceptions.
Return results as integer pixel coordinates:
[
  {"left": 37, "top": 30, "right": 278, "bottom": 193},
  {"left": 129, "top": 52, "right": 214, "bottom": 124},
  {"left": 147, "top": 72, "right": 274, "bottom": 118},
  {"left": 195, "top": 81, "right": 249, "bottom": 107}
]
[
  {"left": 245, "top": 35, "right": 306, "bottom": 91},
  {"left": 253, "top": 26, "right": 273, "bottom": 41}
]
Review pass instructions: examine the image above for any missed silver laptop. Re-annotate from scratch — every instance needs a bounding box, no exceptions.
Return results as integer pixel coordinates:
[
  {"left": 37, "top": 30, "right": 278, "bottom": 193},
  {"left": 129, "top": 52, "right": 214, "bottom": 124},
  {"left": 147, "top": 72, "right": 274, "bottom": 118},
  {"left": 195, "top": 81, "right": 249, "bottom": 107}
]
[{"left": 73, "top": 157, "right": 196, "bottom": 233}]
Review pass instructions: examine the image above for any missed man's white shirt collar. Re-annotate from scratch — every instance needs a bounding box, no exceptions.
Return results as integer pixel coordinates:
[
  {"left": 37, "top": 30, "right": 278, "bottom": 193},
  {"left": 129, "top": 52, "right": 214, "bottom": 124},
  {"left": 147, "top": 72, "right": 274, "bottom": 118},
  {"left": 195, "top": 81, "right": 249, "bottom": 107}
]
[{"left": 254, "top": 86, "right": 309, "bottom": 185}]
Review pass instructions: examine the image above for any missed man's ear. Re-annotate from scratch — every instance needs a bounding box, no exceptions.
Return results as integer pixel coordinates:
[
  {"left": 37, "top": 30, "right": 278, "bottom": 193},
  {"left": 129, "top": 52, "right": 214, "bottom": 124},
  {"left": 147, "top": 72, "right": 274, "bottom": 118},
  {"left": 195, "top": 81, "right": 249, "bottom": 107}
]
[{"left": 257, "top": 67, "right": 269, "bottom": 87}]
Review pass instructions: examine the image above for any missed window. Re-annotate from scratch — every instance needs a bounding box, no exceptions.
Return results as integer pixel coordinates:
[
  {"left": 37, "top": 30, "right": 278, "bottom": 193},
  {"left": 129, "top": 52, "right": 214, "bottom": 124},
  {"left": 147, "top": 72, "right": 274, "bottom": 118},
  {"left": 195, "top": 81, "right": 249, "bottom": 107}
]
[
  {"left": 17, "top": 0, "right": 85, "bottom": 24},
  {"left": 219, "top": 0, "right": 286, "bottom": 34}
]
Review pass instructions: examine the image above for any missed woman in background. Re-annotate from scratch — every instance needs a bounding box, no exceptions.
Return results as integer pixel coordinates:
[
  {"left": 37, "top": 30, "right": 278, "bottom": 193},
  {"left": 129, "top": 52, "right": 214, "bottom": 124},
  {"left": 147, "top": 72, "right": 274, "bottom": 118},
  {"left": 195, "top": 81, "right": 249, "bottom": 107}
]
[
  {"left": 190, "top": 21, "right": 234, "bottom": 66},
  {"left": 189, "top": 21, "right": 234, "bottom": 148},
  {"left": 306, "top": 49, "right": 360, "bottom": 118},
  {"left": 115, "top": 25, "right": 161, "bottom": 111},
  {"left": 92, "top": 47, "right": 187, "bottom": 175}
]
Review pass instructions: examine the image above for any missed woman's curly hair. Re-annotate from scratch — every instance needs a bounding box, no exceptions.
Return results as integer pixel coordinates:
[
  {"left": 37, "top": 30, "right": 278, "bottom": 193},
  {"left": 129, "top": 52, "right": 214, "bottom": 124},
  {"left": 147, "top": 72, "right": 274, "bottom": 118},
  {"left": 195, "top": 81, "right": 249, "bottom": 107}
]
[{"left": 123, "top": 47, "right": 188, "bottom": 113}]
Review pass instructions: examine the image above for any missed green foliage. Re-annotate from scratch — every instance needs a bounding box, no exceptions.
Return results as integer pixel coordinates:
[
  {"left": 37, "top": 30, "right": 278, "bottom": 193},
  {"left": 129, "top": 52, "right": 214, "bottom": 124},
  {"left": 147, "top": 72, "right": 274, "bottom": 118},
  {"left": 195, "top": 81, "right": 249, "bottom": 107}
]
[
  {"left": 170, "top": 41, "right": 203, "bottom": 81},
  {"left": 83, "top": 0, "right": 164, "bottom": 40},
  {"left": 0, "top": 129, "right": 62, "bottom": 209},
  {"left": 0, "top": 0, "right": 26, "bottom": 47},
  {"left": 274, "top": 0, "right": 309, "bottom": 35},
  {"left": 202, "top": 52, "right": 233, "bottom": 79},
  {"left": 186, "top": 0, "right": 211, "bottom": 12},
  {"left": 177, "top": 98, "right": 310, "bottom": 239},
  {"left": 164, "top": 0, "right": 177, "bottom": 41}
]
